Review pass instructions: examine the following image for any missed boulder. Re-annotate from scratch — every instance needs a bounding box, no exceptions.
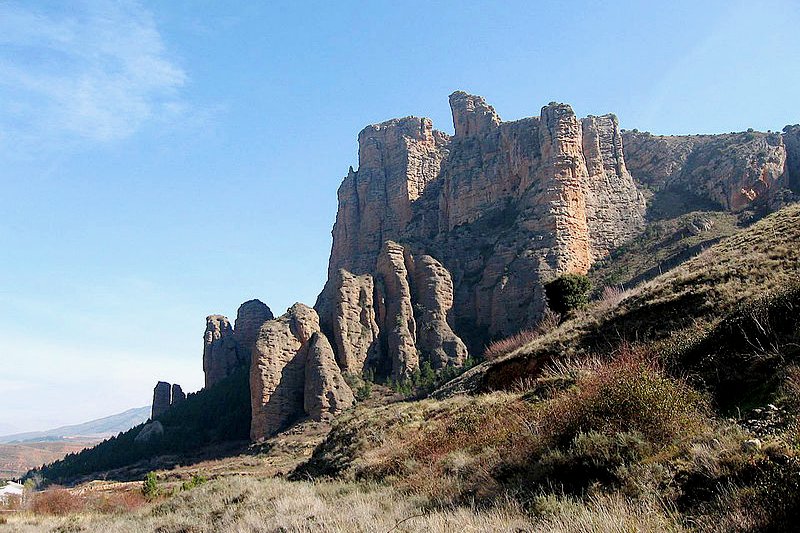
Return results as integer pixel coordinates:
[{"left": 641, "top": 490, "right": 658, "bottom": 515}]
[{"left": 135, "top": 421, "right": 164, "bottom": 445}]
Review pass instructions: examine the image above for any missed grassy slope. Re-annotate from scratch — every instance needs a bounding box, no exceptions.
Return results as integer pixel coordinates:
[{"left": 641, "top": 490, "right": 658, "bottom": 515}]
[
  {"left": 441, "top": 203, "right": 800, "bottom": 396},
  {"left": 589, "top": 210, "right": 740, "bottom": 291},
  {"left": 11, "top": 204, "right": 800, "bottom": 532},
  {"left": 282, "top": 204, "right": 800, "bottom": 532}
]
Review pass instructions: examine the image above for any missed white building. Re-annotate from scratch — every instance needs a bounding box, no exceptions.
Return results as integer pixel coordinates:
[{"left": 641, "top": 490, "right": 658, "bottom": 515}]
[{"left": 0, "top": 481, "right": 24, "bottom": 504}]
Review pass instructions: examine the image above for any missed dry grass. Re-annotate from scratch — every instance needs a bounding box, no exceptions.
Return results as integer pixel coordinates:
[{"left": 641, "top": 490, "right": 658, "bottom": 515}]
[
  {"left": 541, "top": 347, "right": 708, "bottom": 447},
  {"left": 3, "top": 476, "right": 536, "bottom": 532},
  {"left": 442, "top": 203, "right": 800, "bottom": 396},
  {"left": 483, "top": 309, "right": 560, "bottom": 361}
]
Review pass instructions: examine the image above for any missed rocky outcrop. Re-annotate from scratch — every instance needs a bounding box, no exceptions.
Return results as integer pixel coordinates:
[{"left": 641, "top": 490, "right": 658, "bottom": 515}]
[
  {"left": 410, "top": 254, "right": 469, "bottom": 369},
  {"left": 376, "top": 241, "right": 418, "bottom": 378},
  {"left": 171, "top": 384, "right": 185, "bottom": 405},
  {"left": 134, "top": 421, "right": 164, "bottom": 445},
  {"left": 784, "top": 125, "right": 800, "bottom": 193},
  {"left": 234, "top": 299, "right": 274, "bottom": 363},
  {"left": 317, "top": 92, "right": 647, "bottom": 358},
  {"left": 318, "top": 269, "right": 380, "bottom": 374},
  {"left": 250, "top": 304, "right": 353, "bottom": 440},
  {"left": 151, "top": 381, "right": 184, "bottom": 419},
  {"left": 151, "top": 381, "right": 172, "bottom": 419},
  {"left": 581, "top": 115, "right": 647, "bottom": 254},
  {"left": 622, "top": 130, "right": 792, "bottom": 211},
  {"left": 326, "top": 117, "right": 449, "bottom": 276},
  {"left": 449, "top": 91, "right": 501, "bottom": 137},
  {"left": 317, "top": 241, "right": 469, "bottom": 381},
  {"left": 203, "top": 315, "right": 238, "bottom": 388},
  {"left": 203, "top": 299, "right": 273, "bottom": 388},
  {"left": 304, "top": 332, "right": 355, "bottom": 421}
]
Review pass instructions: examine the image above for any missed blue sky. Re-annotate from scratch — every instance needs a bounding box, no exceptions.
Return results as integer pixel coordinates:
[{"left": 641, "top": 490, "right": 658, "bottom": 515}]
[{"left": 1, "top": 0, "right": 799, "bottom": 434}]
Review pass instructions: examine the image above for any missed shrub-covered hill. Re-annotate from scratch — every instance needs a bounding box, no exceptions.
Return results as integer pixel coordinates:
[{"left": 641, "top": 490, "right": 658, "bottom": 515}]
[
  {"left": 440, "top": 202, "right": 800, "bottom": 399},
  {"left": 293, "top": 204, "right": 800, "bottom": 531},
  {"left": 27, "top": 369, "right": 250, "bottom": 485}
]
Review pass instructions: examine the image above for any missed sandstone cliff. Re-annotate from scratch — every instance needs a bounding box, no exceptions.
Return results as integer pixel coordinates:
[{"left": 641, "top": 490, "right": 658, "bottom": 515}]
[
  {"left": 203, "top": 299, "right": 273, "bottom": 388},
  {"left": 622, "top": 129, "right": 796, "bottom": 213},
  {"left": 317, "top": 92, "right": 647, "bottom": 362},
  {"left": 250, "top": 304, "right": 353, "bottom": 440}
]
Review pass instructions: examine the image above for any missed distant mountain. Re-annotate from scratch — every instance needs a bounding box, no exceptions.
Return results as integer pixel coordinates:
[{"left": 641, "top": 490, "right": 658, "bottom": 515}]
[{"left": 0, "top": 407, "right": 150, "bottom": 444}]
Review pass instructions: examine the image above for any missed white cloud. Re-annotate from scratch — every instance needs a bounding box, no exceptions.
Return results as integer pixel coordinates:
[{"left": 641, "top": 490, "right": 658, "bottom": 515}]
[{"left": 0, "top": 0, "right": 187, "bottom": 145}]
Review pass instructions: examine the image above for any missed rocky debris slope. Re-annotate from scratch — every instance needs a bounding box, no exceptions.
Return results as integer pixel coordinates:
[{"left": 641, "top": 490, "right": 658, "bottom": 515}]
[
  {"left": 203, "top": 300, "right": 273, "bottom": 388},
  {"left": 317, "top": 91, "right": 647, "bottom": 362},
  {"left": 250, "top": 304, "right": 354, "bottom": 440},
  {"left": 151, "top": 381, "right": 184, "bottom": 419},
  {"left": 622, "top": 129, "right": 797, "bottom": 212}
]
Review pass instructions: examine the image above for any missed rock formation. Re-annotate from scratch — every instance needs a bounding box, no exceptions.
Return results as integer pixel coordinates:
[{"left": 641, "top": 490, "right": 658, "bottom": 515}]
[
  {"left": 203, "top": 315, "right": 237, "bottom": 388},
  {"left": 151, "top": 381, "right": 184, "bottom": 419},
  {"left": 317, "top": 92, "right": 647, "bottom": 361},
  {"left": 250, "top": 304, "right": 353, "bottom": 440},
  {"left": 304, "top": 332, "right": 355, "bottom": 421},
  {"left": 134, "top": 421, "right": 164, "bottom": 445},
  {"left": 622, "top": 129, "right": 795, "bottom": 212},
  {"left": 784, "top": 125, "right": 800, "bottom": 193},
  {"left": 234, "top": 299, "right": 274, "bottom": 363},
  {"left": 193, "top": 93, "right": 800, "bottom": 445},
  {"left": 171, "top": 384, "right": 185, "bottom": 405},
  {"left": 203, "top": 299, "right": 273, "bottom": 388},
  {"left": 151, "top": 381, "right": 172, "bottom": 419}
]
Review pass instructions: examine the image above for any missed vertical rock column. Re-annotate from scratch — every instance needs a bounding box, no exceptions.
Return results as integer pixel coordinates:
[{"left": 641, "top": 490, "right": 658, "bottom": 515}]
[
  {"left": 539, "top": 103, "right": 593, "bottom": 274},
  {"left": 250, "top": 304, "right": 354, "bottom": 441},
  {"left": 233, "top": 299, "right": 274, "bottom": 363},
  {"left": 376, "top": 241, "right": 419, "bottom": 379},
  {"left": 151, "top": 381, "right": 172, "bottom": 419},
  {"left": 203, "top": 315, "right": 237, "bottom": 388}
]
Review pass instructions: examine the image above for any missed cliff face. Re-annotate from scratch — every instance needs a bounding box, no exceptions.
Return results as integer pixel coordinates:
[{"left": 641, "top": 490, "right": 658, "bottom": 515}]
[
  {"left": 622, "top": 130, "right": 794, "bottom": 212},
  {"left": 249, "top": 304, "right": 353, "bottom": 440},
  {"left": 203, "top": 300, "right": 273, "bottom": 388},
  {"left": 317, "top": 92, "right": 646, "bottom": 364}
]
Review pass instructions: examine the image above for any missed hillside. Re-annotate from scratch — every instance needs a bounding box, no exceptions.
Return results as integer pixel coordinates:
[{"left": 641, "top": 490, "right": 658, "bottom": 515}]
[
  {"left": 438, "top": 203, "right": 800, "bottom": 395},
  {"left": 0, "top": 407, "right": 150, "bottom": 445},
  {"left": 0, "top": 407, "right": 149, "bottom": 480},
  {"left": 292, "top": 203, "right": 800, "bottom": 531},
  {"left": 0, "top": 441, "right": 95, "bottom": 480},
  {"left": 29, "top": 370, "right": 250, "bottom": 485},
  {"left": 11, "top": 202, "right": 800, "bottom": 532}
]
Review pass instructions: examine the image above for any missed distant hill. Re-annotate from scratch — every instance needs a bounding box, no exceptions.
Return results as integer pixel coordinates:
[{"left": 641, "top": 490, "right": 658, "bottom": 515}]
[
  {"left": 0, "top": 441, "right": 95, "bottom": 479},
  {"left": 29, "top": 370, "right": 250, "bottom": 485},
  {"left": 0, "top": 406, "right": 150, "bottom": 444}
]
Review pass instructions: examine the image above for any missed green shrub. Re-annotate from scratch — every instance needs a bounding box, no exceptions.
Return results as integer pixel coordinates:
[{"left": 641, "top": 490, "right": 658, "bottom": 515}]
[
  {"left": 356, "top": 380, "right": 372, "bottom": 401},
  {"left": 142, "top": 472, "right": 160, "bottom": 500},
  {"left": 542, "top": 348, "right": 707, "bottom": 447},
  {"left": 181, "top": 473, "right": 208, "bottom": 491},
  {"left": 545, "top": 274, "right": 592, "bottom": 316}
]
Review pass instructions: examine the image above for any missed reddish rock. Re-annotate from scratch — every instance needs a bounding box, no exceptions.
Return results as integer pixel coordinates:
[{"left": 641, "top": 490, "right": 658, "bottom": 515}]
[
  {"left": 249, "top": 304, "right": 353, "bottom": 440},
  {"left": 202, "top": 315, "right": 237, "bottom": 388},
  {"left": 622, "top": 129, "right": 791, "bottom": 211},
  {"left": 317, "top": 92, "right": 646, "bottom": 352},
  {"left": 304, "top": 332, "right": 355, "bottom": 421},
  {"left": 233, "top": 299, "right": 274, "bottom": 363}
]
